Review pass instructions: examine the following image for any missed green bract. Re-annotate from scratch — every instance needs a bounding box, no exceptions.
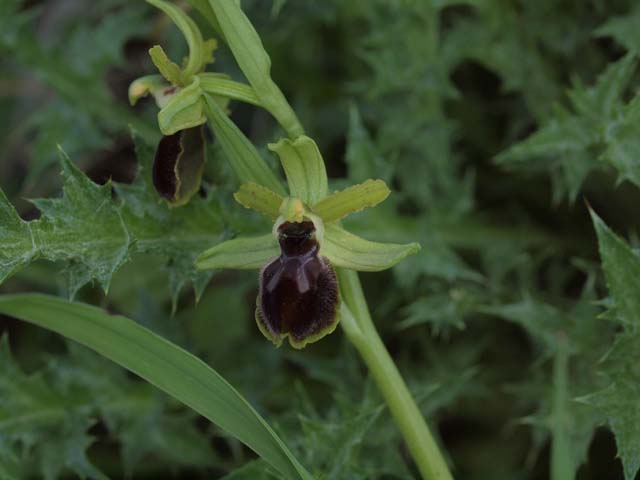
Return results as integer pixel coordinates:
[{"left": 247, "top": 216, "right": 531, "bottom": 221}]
[{"left": 196, "top": 134, "right": 420, "bottom": 347}]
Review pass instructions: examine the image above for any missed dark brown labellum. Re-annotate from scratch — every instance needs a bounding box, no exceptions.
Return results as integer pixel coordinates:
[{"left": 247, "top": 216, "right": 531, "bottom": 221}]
[
  {"left": 153, "top": 126, "right": 206, "bottom": 207},
  {"left": 256, "top": 221, "right": 340, "bottom": 348}
]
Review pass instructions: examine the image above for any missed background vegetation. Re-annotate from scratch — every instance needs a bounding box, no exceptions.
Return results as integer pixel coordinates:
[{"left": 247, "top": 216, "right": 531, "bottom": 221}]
[{"left": 1, "top": 0, "right": 640, "bottom": 478}]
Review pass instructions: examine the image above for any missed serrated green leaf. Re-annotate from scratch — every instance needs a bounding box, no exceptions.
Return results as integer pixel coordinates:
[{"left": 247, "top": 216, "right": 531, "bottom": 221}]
[
  {"left": 602, "top": 95, "right": 640, "bottom": 187},
  {"left": 313, "top": 179, "right": 390, "bottom": 224},
  {"left": 0, "top": 337, "right": 109, "bottom": 480},
  {"left": 590, "top": 209, "right": 640, "bottom": 329},
  {"left": 481, "top": 300, "right": 568, "bottom": 351},
  {"left": 0, "top": 190, "right": 35, "bottom": 284},
  {"left": 584, "top": 210, "right": 640, "bottom": 479},
  {"left": 321, "top": 225, "right": 420, "bottom": 272},
  {"left": 0, "top": 441, "right": 22, "bottom": 480},
  {"left": 234, "top": 182, "right": 283, "bottom": 219},
  {"left": 346, "top": 105, "right": 393, "bottom": 183},
  {"left": 497, "top": 53, "right": 640, "bottom": 201},
  {"left": 568, "top": 53, "right": 636, "bottom": 119},
  {"left": 583, "top": 333, "right": 640, "bottom": 480},
  {"left": 3, "top": 149, "right": 131, "bottom": 296},
  {"left": 116, "top": 130, "right": 223, "bottom": 306},
  {"left": 196, "top": 234, "right": 278, "bottom": 270},
  {"left": 596, "top": 7, "right": 640, "bottom": 53},
  {"left": 1, "top": 132, "right": 223, "bottom": 304},
  {"left": 0, "top": 0, "right": 158, "bottom": 180},
  {"left": 0, "top": 295, "right": 313, "bottom": 480},
  {"left": 206, "top": 0, "right": 303, "bottom": 138},
  {"left": 158, "top": 77, "right": 206, "bottom": 135},
  {"left": 269, "top": 136, "right": 328, "bottom": 205}
]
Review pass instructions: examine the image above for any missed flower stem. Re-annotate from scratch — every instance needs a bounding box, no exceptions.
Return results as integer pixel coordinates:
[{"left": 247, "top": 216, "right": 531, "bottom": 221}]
[
  {"left": 551, "top": 334, "right": 572, "bottom": 480},
  {"left": 337, "top": 268, "right": 454, "bottom": 480}
]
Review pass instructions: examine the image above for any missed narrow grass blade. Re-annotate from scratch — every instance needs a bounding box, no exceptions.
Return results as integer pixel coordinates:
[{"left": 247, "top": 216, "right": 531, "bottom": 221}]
[{"left": 0, "top": 294, "right": 312, "bottom": 480}]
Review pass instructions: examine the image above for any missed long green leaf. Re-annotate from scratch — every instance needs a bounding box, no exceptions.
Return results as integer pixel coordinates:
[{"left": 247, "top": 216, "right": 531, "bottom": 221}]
[
  {"left": 203, "top": 94, "right": 285, "bottom": 195},
  {"left": 0, "top": 294, "right": 312, "bottom": 480}
]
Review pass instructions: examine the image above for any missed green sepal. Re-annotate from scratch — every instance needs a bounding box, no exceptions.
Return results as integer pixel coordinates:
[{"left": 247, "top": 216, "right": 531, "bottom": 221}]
[
  {"left": 321, "top": 225, "right": 420, "bottom": 272},
  {"left": 146, "top": 0, "right": 208, "bottom": 84},
  {"left": 198, "top": 73, "right": 261, "bottom": 107},
  {"left": 203, "top": 93, "right": 285, "bottom": 195},
  {"left": 233, "top": 182, "right": 283, "bottom": 219},
  {"left": 128, "top": 74, "right": 171, "bottom": 107},
  {"left": 195, "top": 234, "right": 278, "bottom": 270},
  {"left": 313, "top": 179, "right": 390, "bottom": 224},
  {"left": 268, "top": 136, "right": 328, "bottom": 205},
  {"left": 158, "top": 77, "right": 206, "bottom": 135},
  {"left": 149, "top": 45, "right": 183, "bottom": 86}
]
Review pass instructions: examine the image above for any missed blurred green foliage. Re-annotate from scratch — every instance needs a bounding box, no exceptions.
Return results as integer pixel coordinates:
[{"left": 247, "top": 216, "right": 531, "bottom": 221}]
[{"left": 1, "top": 0, "right": 640, "bottom": 478}]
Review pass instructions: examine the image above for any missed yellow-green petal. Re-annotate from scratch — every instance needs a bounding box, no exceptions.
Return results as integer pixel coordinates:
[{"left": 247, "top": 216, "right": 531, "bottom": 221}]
[
  {"left": 149, "top": 45, "right": 183, "bottom": 86},
  {"left": 234, "top": 182, "right": 283, "bottom": 219},
  {"left": 313, "top": 179, "right": 390, "bottom": 224}
]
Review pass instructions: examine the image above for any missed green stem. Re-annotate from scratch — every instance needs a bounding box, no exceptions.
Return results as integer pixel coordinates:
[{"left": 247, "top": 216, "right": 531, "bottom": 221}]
[
  {"left": 337, "top": 268, "right": 454, "bottom": 480},
  {"left": 551, "top": 333, "right": 572, "bottom": 480}
]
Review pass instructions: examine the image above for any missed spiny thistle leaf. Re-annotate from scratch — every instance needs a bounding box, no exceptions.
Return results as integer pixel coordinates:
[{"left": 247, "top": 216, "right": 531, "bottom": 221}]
[
  {"left": 591, "top": 209, "right": 640, "bottom": 330},
  {"left": 0, "top": 336, "right": 215, "bottom": 479},
  {"left": 497, "top": 54, "right": 640, "bottom": 202},
  {"left": 588, "top": 211, "right": 640, "bottom": 479},
  {"left": 1, "top": 148, "right": 131, "bottom": 297},
  {"left": 0, "top": 132, "right": 225, "bottom": 304}
]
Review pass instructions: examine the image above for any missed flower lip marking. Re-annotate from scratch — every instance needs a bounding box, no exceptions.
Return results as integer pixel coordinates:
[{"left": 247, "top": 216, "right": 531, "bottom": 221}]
[{"left": 256, "top": 221, "right": 339, "bottom": 348}]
